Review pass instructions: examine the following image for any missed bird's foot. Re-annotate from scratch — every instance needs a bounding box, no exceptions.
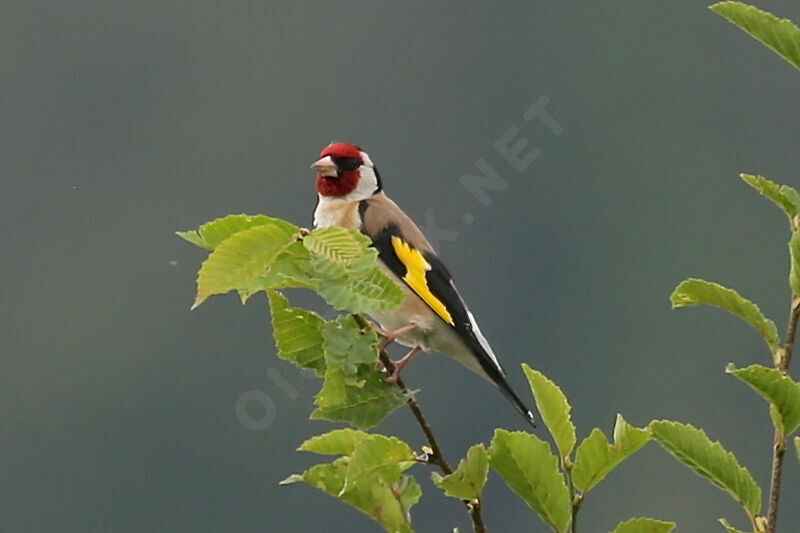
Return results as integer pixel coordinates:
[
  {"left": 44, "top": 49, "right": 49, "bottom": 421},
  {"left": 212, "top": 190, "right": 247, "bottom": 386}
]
[
  {"left": 367, "top": 321, "right": 390, "bottom": 338},
  {"left": 377, "top": 323, "right": 416, "bottom": 352},
  {"left": 383, "top": 346, "right": 422, "bottom": 384}
]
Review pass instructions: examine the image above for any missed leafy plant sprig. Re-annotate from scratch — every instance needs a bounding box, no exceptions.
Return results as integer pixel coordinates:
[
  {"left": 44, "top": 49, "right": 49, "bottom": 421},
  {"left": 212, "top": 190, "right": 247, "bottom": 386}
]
[
  {"left": 179, "top": 215, "right": 664, "bottom": 532},
  {"left": 648, "top": 3, "right": 800, "bottom": 532}
]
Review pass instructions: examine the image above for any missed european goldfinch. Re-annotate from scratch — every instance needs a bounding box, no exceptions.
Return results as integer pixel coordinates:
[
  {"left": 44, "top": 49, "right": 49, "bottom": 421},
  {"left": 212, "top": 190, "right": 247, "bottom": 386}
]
[{"left": 311, "top": 142, "right": 536, "bottom": 427}]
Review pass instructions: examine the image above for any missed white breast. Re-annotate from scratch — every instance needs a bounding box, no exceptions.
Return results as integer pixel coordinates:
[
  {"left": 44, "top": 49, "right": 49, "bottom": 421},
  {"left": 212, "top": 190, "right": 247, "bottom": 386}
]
[{"left": 313, "top": 196, "right": 361, "bottom": 229}]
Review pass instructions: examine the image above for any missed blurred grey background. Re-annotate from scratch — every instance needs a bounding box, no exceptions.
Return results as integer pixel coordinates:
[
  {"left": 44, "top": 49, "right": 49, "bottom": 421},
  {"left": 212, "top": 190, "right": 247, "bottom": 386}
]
[{"left": 3, "top": 1, "right": 800, "bottom": 531}]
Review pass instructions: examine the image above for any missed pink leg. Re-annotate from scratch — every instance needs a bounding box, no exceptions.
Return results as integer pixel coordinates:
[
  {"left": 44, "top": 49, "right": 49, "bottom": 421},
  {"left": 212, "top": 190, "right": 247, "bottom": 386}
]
[
  {"left": 384, "top": 346, "right": 422, "bottom": 384},
  {"left": 367, "top": 321, "right": 390, "bottom": 337},
  {"left": 378, "top": 323, "right": 416, "bottom": 351}
]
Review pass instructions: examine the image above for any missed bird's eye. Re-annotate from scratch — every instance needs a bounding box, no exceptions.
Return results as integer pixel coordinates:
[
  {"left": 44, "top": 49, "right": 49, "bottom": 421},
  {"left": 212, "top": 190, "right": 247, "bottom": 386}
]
[{"left": 334, "top": 157, "right": 361, "bottom": 171}]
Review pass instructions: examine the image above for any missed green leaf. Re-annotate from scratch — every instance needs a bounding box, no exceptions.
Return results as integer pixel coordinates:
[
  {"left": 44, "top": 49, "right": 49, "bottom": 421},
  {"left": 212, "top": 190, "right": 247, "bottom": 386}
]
[
  {"left": 280, "top": 456, "right": 348, "bottom": 493},
  {"left": 315, "top": 367, "right": 346, "bottom": 408},
  {"left": 718, "top": 518, "right": 750, "bottom": 533},
  {"left": 175, "top": 230, "right": 205, "bottom": 248},
  {"left": 267, "top": 291, "right": 326, "bottom": 375},
  {"left": 363, "top": 474, "right": 421, "bottom": 533},
  {"left": 340, "top": 474, "right": 420, "bottom": 533},
  {"left": 315, "top": 367, "right": 349, "bottom": 408},
  {"left": 740, "top": 174, "right": 800, "bottom": 222},
  {"left": 649, "top": 420, "right": 761, "bottom": 517},
  {"left": 572, "top": 414, "right": 650, "bottom": 493},
  {"left": 308, "top": 251, "right": 350, "bottom": 279},
  {"left": 610, "top": 517, "right": 676, "bottom": 533},
  {"left": 726, "top": 364, "right": 800, "bottom": 436},
  {"left": 316, "top": 266, "right": 405, "bottom": 314},
  {"left": 255, "top": 242, "right": 318, "bottom": 291},
  {"left": 303, "top": 226, "right": 374, "bottom": 264},
  {"left": 794, "top": 436, "right": 800, "bottom": 464},
  {"left": 281, "top": 453, "right": 419, "bottom": 533},
  {"left": 311, "top": 366, "right": 410, "bottom": 430},
  {"left": 392, "top": 475, "right": 422, "bottom": 525},
  {"left": 298, "top": 429, "right": 370, "bottom": 456},
  {"left": 314, "top": 314, "right": 382, "bottom": 410},
  {"left": 177, "top": 214, "right": 298, "bottom": 250},
  {"left": 710, "top": 2, "right": 800, "bottom": 72},
  {"left": 284, "top": 433, "right": 421, "bottom": 533},
  {"left": 489, "top": 429, "right": 571, "bottom": 533},
  {"left": 522, "top": 365, "right": 576, "bottom": 459},
  {"left": 300, "top": 228, "right": 405, "bottom": 314},
  {"left": 431, "top": 444, "right": 489, "bottom": 501},
  {"left": 229, "top": 223, "right": 407, "bottom": 314},
  {"left": 192, "top": 225, "right": 295, "bottom": 309},
  {"left": 322, "top": 315, "right": 380, "bottom": 376},
  {"left": 342, "top": 434, "right": 417, "bottom": 494},
  {"left": 670, "top": 278, "right": 780, "bottom": 357},
  {"left": 790, "top": 231, "right": 800, "bottom": 296}
]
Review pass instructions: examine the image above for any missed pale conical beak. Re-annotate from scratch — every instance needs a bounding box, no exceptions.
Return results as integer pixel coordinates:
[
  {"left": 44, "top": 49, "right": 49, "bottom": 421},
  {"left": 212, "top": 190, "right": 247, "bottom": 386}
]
[{"left": 311, "top": 156, "right": 338, "bottom": 177}]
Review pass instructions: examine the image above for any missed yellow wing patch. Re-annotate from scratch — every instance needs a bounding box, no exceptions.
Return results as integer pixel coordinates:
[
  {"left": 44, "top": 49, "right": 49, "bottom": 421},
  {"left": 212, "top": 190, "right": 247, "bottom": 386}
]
[{"left": 390, "top": 236, "right": 454, "bottom": 325}]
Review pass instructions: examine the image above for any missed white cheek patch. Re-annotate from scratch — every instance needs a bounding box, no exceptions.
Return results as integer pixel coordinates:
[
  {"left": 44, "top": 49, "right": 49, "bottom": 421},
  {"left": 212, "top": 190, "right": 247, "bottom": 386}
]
[{"left": 360, "top": 151, "right": 374, "bottom": 167}]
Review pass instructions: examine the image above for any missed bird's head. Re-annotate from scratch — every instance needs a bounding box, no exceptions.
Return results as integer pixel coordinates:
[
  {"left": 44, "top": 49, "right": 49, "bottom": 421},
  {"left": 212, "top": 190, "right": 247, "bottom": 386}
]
[{"left": 311, "top": 142, "right": 382, "bottom": 199}]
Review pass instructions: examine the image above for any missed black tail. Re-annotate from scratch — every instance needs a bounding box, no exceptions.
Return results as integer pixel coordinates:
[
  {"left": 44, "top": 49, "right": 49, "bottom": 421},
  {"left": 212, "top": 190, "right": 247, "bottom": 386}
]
[
  {"left": 494, "top": 373, "right": 537, "bottom": 428},
  {"left": 475, "top": 352, "right": 537, "bottom": 428},
  {"left": 454, "top": 324, "right": 537, "bottom": 428}
]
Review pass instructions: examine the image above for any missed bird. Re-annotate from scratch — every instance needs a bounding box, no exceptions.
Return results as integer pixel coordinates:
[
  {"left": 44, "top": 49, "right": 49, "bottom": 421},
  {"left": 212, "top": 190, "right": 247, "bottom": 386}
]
[{"left": 310, "top": 141, "right": 536, "bottom": 427}]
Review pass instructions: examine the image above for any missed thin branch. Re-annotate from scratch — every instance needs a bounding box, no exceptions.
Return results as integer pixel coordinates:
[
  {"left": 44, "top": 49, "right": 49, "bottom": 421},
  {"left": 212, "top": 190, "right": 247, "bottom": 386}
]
[
  {"left": 380, "top": 348, "right": 489, "bottom": 533},
  {"left": 766, "top": 441, "right": 785, "bottom": 533},
  {"left": 560, "top": 454, "right": 581, "bottom": 533},
  {"left": 353, "top": 314, "right": 486, "bottom": 533},
  {"left": 765, "top": 296, "right": 800, "bottom": 533},
  {"left": 378, "top": 349, "right": 452, "bottom": 473},
  {"left": 778, "top": 296, "right": 800, "bottom": 374},
  {"left": 467, "top": 499, "right": 487, "bottom": 533},
  {"left": 567, "top": 474, "right": 579, "bottom": 533}
]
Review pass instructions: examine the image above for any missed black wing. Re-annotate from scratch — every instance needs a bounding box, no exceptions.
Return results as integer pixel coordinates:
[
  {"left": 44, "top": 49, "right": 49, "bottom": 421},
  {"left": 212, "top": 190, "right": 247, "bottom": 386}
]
[{"left": 368, "top": 222, "right": 536, "bottom": 427}]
